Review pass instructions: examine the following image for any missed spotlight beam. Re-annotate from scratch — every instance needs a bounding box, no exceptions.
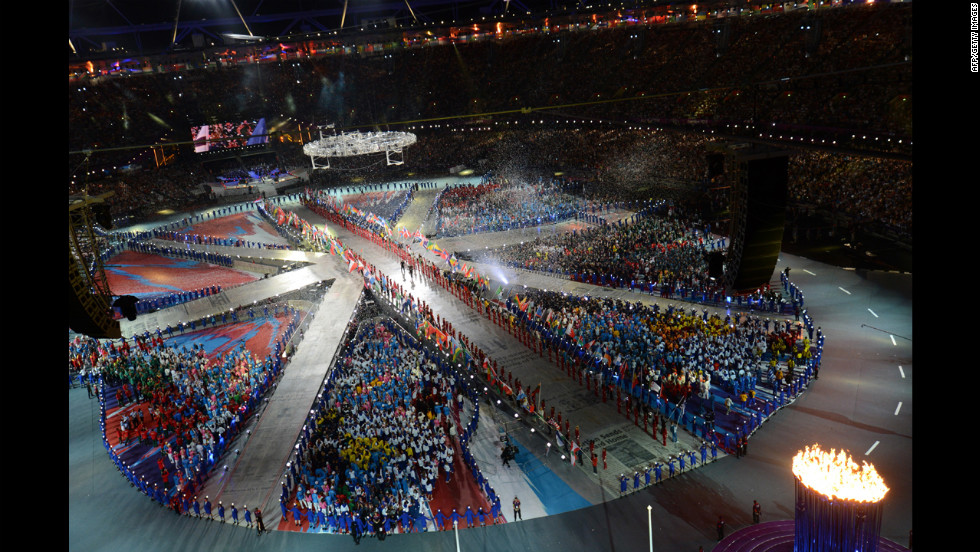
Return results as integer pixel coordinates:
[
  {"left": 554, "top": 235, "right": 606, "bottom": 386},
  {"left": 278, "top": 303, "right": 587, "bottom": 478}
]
[
  {"left": 171, "top": 0, "right": 182, "bottom": 46},
  {"left": 228, "top": 0, "right": 255, "bottom": 38},
  {"left": 404, "top": 0, "right": 418, "bottom": 23},
  {"left": 222, "top": 33, "right": 265, "bottom": 41}
]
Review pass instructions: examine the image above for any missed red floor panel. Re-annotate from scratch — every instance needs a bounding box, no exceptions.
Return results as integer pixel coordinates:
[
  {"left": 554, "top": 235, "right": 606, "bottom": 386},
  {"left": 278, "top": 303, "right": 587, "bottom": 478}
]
[
  {"left": 105, "top": 251, "right": 258, "bottom": 295},
  {"left": 181, "top": 212, "right": 282, "bottom": 242},
  {"left": 426, "top": 434, "right": 501, "bottom": 530}
]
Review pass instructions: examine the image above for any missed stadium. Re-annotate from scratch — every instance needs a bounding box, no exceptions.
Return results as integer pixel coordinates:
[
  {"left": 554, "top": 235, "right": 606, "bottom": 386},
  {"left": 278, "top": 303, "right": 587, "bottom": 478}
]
[{"left": 69, "top": 1, "right": 913, "bottom": 551}]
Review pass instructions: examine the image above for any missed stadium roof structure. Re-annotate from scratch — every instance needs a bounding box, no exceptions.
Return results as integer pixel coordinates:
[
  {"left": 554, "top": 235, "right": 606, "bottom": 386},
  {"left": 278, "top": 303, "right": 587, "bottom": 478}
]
[{"left": 68, "top": 0, "right": 710, "bottom": 58}]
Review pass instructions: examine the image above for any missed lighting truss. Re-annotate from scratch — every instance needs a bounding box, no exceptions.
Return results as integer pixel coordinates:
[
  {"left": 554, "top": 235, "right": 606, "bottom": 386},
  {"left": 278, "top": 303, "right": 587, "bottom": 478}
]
[{"left": 303, "top": 130, "right": 417, "bottom": 169}]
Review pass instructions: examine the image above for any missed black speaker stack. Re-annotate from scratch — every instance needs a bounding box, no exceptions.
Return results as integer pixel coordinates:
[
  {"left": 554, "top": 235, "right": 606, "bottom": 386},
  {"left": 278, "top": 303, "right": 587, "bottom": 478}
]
[{"left": 706, "top": 143, "right": 790, "bottom": 294}]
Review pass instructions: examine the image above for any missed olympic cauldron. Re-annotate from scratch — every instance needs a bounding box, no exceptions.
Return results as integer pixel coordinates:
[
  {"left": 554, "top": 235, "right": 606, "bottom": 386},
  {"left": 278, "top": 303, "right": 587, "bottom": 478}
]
[{"left": 792, "top": 445, "right": 889, "bottom": 552}]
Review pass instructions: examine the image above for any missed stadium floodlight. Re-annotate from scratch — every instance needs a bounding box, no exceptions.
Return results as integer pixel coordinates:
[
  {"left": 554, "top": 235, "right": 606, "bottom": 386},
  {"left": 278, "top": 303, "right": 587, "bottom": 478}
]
[{"left": 221, "top": 33, "right": 265, "bottom": 41}]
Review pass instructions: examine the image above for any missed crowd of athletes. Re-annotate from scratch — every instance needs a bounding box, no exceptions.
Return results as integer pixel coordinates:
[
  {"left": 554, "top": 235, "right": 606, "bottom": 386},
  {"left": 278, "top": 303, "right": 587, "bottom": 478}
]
[{"left": 283, "top": 320, "right": 458, "bottom": 535}]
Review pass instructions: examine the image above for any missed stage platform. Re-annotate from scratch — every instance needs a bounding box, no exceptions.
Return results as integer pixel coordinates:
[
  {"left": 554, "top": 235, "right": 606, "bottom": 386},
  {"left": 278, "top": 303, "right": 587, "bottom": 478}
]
[
  {"left": 119, "top": 246, "right": 340, "bottom": 337},
  {"left": 206, "top": 169, "right": 308, "bottom": 200},
  {"left": 70, "top": 185, "right": 912, "bottom": 552},
  {"left": 195, "top": 275, "right": 364, "bottom": 523},
  {"left": 714, "top": 521, "right": 911, "bottom": 552}
]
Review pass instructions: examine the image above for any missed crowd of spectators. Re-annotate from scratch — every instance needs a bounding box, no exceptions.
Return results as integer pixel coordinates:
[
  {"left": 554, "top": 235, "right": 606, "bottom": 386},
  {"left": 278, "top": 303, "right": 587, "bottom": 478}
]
[
  {"left": 69, "top": 2, "right": 911, "bottom": 155},
  {"left": 70, "top": 163, "right": 209, "bottom": 226},
  {"left": 69, "top": 2, "right": 913, "bottom": 242},
  {"left": 787, "top": 151, "right": 912, "bottom": 240}
]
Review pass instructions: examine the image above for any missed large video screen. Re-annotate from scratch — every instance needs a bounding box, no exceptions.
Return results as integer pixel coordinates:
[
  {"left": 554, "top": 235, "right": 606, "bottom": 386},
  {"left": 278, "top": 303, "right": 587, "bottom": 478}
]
[{"left": 191, "top": 118, "right": 268, "bottom": 153}]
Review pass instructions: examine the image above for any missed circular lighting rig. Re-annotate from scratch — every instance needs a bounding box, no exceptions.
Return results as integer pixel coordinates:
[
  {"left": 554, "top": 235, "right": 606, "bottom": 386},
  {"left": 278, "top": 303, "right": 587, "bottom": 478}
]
[{"left": 303, "top": 130, "right": 417, "bottom": 169}]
